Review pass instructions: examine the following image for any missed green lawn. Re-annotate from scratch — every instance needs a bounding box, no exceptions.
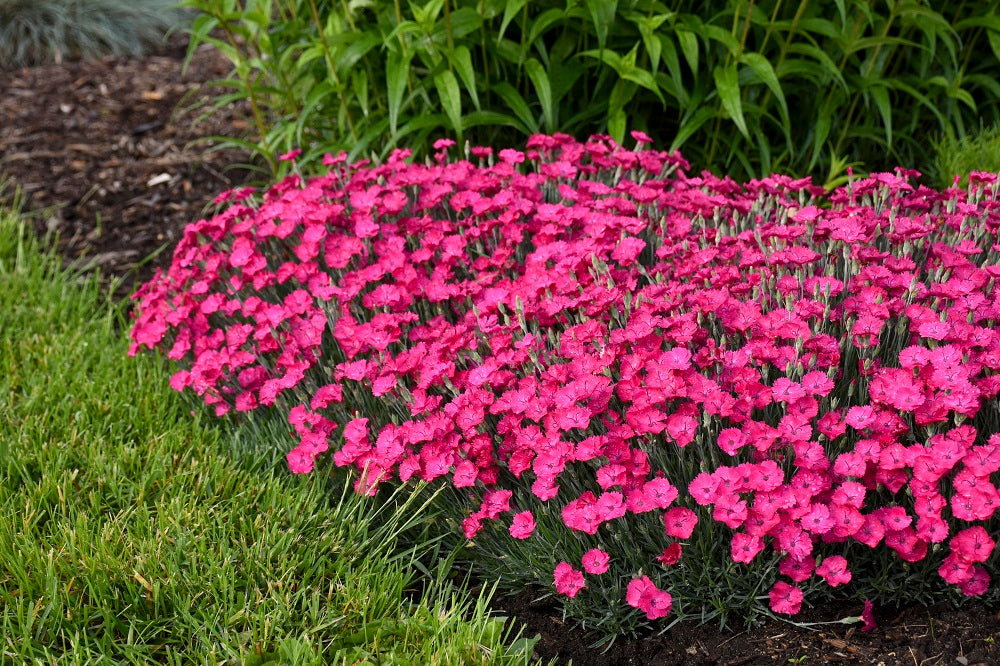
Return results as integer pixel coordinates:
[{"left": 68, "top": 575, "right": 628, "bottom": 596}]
[{"left": 0, "top": 209, "right": 539, "bottom": 665}]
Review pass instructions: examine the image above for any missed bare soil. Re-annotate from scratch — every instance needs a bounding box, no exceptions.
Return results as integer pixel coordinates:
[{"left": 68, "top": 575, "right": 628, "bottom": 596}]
[{"left": 2, "top": 35, "right": 998, "bottom": 666}]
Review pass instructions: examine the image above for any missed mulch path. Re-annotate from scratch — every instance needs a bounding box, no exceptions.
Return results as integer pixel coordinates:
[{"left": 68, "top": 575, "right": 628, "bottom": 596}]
[{"left": 2, "top": 33, "right": 998, "bottom": 666}]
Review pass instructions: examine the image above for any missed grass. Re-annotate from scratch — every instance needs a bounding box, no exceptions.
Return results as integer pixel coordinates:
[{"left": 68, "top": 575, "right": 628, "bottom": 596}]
[
  {"left": 0, "top": 0, "right": 188, "bottom": 68},
  {"left": 933, "top": 123, "right": 1000, "bottom": 189},
  {"left": 0, "top": 208, "right": 539, "bottom": 664}
]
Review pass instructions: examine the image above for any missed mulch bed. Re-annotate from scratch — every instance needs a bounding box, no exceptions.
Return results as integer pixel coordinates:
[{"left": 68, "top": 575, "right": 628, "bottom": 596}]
[{"left": 2, "top": 33, "right": 998, "bottom": 666}]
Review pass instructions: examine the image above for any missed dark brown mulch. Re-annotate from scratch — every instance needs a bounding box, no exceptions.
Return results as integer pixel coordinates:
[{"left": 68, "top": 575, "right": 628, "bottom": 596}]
[
  {"left": 2, "top": 34, "right": 999, "bottom": 666},
  {"left": 0, "top": 31, "right": 255, "bottom": 298},
  {"left": 492, "top": 587, "right": 1000, "bottom": 665}
]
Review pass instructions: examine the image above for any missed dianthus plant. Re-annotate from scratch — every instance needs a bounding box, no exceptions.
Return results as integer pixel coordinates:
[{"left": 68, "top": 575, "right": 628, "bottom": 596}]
[{"left": 131, "top": 133, "right": 1000, "bottom": 625}]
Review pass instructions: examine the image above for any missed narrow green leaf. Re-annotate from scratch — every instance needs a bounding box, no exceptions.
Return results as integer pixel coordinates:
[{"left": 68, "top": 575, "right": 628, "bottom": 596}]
[
  {"left": 524, "top": 58, "right": 555, "bottom": 131},
  {"left": 869, "top": 84, "right": 892, "bottom": 148},
  {"left": 435, "top": 7, "right": 483, "bottom": 40},
  {"left": 448, "top": 46, "right": 480, "bottom": 111},
  {"left": 584, "top": 0, "right": 618, "bottom": 51},
  {"left": 989, "top": 29, "right": 1000, "bottom": 62},
  {"left": 808, "top": 105, "right": 834, "bottom": 172},
  {"left": 739, "top": 52, "right": 789, "bottom": 131},
  {"left": 607, "top": 108, "right": 627, "bottom": 145},
  {"left": 461, "top": 110, "right": 531, "bottom": 134},
  {"left": 433, "top": 70, "right": 463, "bottom": 134},
  {"left": 670, "top": 106, "right": 715, "bottom": 152},
  {"left": 783, "top": 44, "right": 849, "bottom": 91},
  {"left": 491, "top": 82, "right": 539, "bottom": 133},
  {"left": 498, "top": 0, "right": 528, "bottom": 43},
  {"left": 527, "top": 8, "right": 567, "bottom": 47},
  {"left": 335, "top": 33, "right": 380, "bottom": 72},
  {"left": 579, "top": 48, "right": 624, "bottom": 75},
  {"left": 658, "top": 34, "right": 687, "bottom": 105},
  {"left": 386, "top": 50, "right": 412, "bottom": 135},
  {"left": 713, "top": 63, "right": 749, "bottom": 139},
  {"left": 676, "top": 28, "right": 698, "bottom": 74}
]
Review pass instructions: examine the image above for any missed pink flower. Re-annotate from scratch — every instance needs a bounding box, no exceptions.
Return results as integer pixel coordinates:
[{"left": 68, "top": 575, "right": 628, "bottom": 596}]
[
  {"left": 553, "top": 562, "right": 586, "bottom": 598},
  {"left": 509, "top": 511, "right": 536, "bottom": 539},
  {"left": 950, "top": 526, "right": 995, "bottom": 563},
  {"left": 582, "top": 548, "right": 610, "bottom": 574},
  {"left": 657, "top": 542, "right": 683, "bottom": 566},
  {"left": 816, "top": 555, "right": 852, "bottom": 587},
  {"left": 626, "top": 575, "right": 672, "bottom": 620},
  {"left": 860, "top": 600, "right": 877, "bottom": 632},
  {"left": 730, "top": 533, "right": 763, "bottom": 564},
  {"left": 769, "top": 581, "right": 804, "bottom": 615},
  {"left": 663, "top": 506, "right": 698, "bottom": 538}
]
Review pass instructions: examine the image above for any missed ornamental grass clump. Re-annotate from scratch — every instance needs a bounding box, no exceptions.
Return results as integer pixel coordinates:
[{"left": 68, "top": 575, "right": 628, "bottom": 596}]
[{"left": 130, "top": 133, "right": 1000, "bottom": 632}]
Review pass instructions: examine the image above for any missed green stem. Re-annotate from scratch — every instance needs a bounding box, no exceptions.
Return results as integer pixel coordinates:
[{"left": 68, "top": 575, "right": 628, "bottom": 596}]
[
  {"left": 218, "top": 17, "right": 275, "bottom": 173},
  {"left": 306, "top": 0, "right": 358, "bottom": 142},
  {"left": 833, "top": 6, "right": 897, "bottom": 158}
]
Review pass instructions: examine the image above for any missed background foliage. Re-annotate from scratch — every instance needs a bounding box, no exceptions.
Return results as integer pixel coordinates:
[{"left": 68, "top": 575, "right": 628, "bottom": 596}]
[
  {"left": 183, "top": 0, "right": 1000, "bottom": 182},
  {"left": 0, "top": 0, "right": 189, "bottom": 67}
]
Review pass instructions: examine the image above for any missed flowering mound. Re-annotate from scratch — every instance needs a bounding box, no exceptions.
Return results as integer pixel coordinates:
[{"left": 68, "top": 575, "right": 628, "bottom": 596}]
[{"left": 131, "top": 133, "right": 1000, "bottom": 624}]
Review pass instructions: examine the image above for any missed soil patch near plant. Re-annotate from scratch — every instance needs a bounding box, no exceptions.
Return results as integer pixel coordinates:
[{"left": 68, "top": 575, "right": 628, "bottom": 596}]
[
  {"left": 0, "top": 31, "right": 254, "bottom": 297},
  {"left": 1, "top": 35, "right": 998, "bottom": 666}
]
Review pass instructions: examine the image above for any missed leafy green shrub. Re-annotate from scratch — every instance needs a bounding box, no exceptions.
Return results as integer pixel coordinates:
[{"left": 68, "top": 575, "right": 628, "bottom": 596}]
[
  {"left": 0, "top": 0, "right": 189, "bottom": 67},
  {"left": 934, "top": 123, "right": 1000, "bottom": 189},
  {"left": 184, "top": 0, "right": 1000, "bottom": 181}
]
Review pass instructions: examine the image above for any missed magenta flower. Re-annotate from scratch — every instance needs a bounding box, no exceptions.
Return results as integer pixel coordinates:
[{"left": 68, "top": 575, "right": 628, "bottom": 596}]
[
  {"left": 769, "top": 581, "right": 804, "bottom": 615},
  {"left": 582, "top": 548, "right": 611, "bottom": 574},
  {"left": 553, "top": 562, "right": 586, "bottom": 598},
  {"left": 657, "top": 542, "right": 683, "bottom": 566},
  {"left": 860, "top": 600, "right": 877, "bottom": 632},
  {"left": 509, "top": 511, "right": 536, "bottom": 539},
  {"left": 626, "top": 575, "right": 672, "bottom": 620}
]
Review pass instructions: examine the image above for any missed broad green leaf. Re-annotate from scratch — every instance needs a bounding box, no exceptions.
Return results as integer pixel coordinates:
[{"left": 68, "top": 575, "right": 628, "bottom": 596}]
[
  {"left": 808, "top": 104, "right": 834, "bottom": 171},
  {"left": 335, "top": 33, "right": 380, "bottom": 72},
  {"left": 739, "top": 52, "right": 789, "bottom": 131},
  {"left": 697, "top": 23, "right": 741, "bottom": 55},
  {"left": 491, "top": 82, "right": 539, "bottom": 133},
  {"left": 527, "top": 8, "right": 567, "bottom": 47},
  {"left": 844, "top": 35, "right": 920, "bottom": 55},
  {"left": 883, "top": 78, "right": 946, "bottom": 129},
  {"left": 798, "top": 17, "right": 841, "bottom": 40},
  {"left": 462, "top": 110, "right": 531, "bottom": 134},
  {"left": 436, "top": 8, "right": 483, "bottom": 40},
  {"left": 784, "top": 44, "right": 849, "bottom": 91},
  {"left": 658, "top": 34, "right": 687, "bottom": 105},
  {"left": 580, "top": 47, "right": 664, "bottom": 104},
  {"left": 670, "top": 106, "right": 715, "bottom": 152},
  {"left": 351, "top": 69, "right": 369, "bottom": 115},
  {"left": 676, "top": 28, "right": 698, "bottom": 74},
  {"left": 965, "top": 73, "right": 1000, "bottom": 99},
  {"left": 637, "top": 19, "right": 662, "bottom": 72},
  {"left": 989, "top": 29, "right": 1000, "bottom": 62},
  {"left": 869, "top": 84, "right": 892, "bottom": 147},
  {"left": 713, "top": 63, "right": 749, "bottom": 139},
  {"left": 409, "top": 0, "right": 445, "bottom": 26},
  {"left": 579, "top": 48, "right": 624, "bottom": 74},
  {"left": 386, "top": 50, "right": 413, "bottom": 135},
  {"left": 448, "top": 46, "right": 480, "bottom": 110},
  {"left": 494, "top": 38, "right": 521, "bottom": 65},
  {"left": 434, "top": 69, "right": 463, "bottom": 134},
  {"left": 498, "top": 0, "right": 528, "bottom": 43},
  {"left": 608, "top": 79, "right": 637, "bottom": 114},
  {"left": 584, "top": 0, "right": 618, "bottom": 51},
  {"left": 607, "top": 108, "right": 627, "bottom": 144},
  {"left": 549, "top": 60, "right": 585, "bottom": 105},
  {"left": 524, "top": 58, "right": 555, "bottom": 131}
]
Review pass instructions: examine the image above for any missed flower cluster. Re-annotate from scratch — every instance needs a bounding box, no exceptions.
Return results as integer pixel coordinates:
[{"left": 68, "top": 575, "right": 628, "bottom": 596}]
[{"left": 130, "top": 132, "right": 1000, "bottom": 620}]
